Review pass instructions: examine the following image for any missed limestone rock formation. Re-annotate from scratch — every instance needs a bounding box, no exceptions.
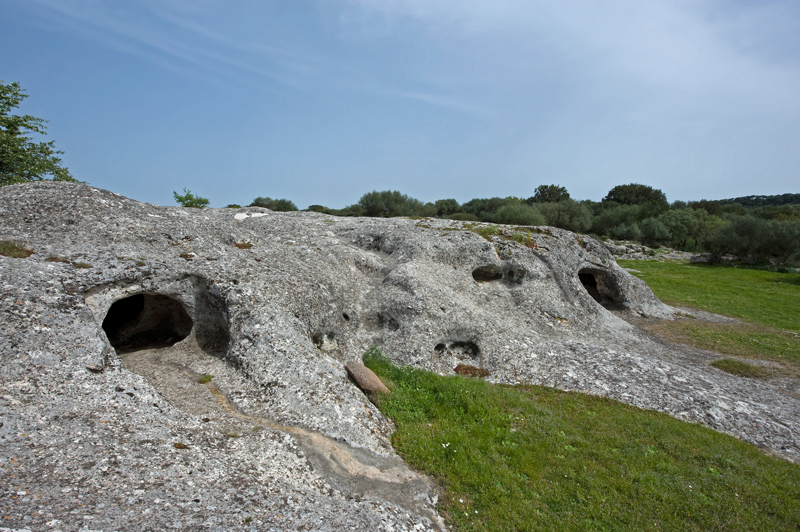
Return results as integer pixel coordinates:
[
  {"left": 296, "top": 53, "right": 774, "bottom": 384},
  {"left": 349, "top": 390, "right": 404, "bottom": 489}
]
[{"left": 1, "top": 182, "right": 798, "bottom": 530}]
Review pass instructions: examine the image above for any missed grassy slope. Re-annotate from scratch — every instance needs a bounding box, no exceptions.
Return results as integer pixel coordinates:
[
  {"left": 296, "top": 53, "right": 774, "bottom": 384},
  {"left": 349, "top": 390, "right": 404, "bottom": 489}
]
[
  {"left": 617, "top": 261, "right": 800, "bottom": 368},
  {"left": 616, "top": 261, "right": 800, "bottom": 332},
  {"left": 365, "top": 351, "right": 800, "bottom": 531},
  {"left": 364, "top": 262, "right": 800, "bottom": 531}
]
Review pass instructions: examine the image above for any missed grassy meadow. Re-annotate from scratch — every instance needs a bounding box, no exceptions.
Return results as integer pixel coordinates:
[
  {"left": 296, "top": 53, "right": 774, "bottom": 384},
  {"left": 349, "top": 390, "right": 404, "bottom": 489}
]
[
  {"left": 618, "top": 260, "right": 800, "bottom": 370},
  {"left": 364, "top": 261, "right": 800, "bottom": 531}
]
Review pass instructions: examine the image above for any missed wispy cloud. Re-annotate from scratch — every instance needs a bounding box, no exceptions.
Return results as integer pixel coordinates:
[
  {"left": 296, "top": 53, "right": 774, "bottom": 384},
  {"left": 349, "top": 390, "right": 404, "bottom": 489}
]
[
  {"left": 401, "top": 92, "right": 493, "bottom": 121},
  {"left": 24, "top": 0, "right": 314, "bottom": 92},
  {"left": 347, "top": 0, "right": 800, "bottom": 115}
]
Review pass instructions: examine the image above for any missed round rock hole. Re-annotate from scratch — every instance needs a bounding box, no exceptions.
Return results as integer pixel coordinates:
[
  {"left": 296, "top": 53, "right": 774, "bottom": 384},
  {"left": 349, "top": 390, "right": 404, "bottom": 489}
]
[{"left": 472, "top": 265, "right": 502, "bottom": 282}]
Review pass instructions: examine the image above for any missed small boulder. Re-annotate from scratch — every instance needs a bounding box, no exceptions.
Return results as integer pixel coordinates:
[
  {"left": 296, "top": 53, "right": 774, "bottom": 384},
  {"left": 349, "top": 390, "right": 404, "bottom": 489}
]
[{"left": 346, "top": 361, "right": 390, "bottom": 395}]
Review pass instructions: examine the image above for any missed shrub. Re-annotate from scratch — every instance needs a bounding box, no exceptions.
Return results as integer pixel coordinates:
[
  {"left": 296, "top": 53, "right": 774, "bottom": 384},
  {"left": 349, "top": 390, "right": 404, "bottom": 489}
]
[
  {"left": 491, "top": 202, "right": 545, "bottom": 226},
  {"left": 329, "top": 204, "right": 366, "bottom": 217},
  {"left": 610, "top": 222, "right": 642, "bottom": 241},
  {"left": 538, "top": 199, "right": 593, "bottom": 233},
  {"left": 460, "top": 197, "right": 514, "bottom": 220},
  {"left": 173, "top": 188, "right": 209, "bottom": 208},
  {"left": 249, "top": 197, "right": 298, "bottom": 211},
  {"left": 357, "top": 190, "right": 426, "bottom": 217},
  {"left": 590, "top": 203, "right": 642, "bottom": 236},
  {"left": 435, "top": 198, "right": 461, "bottom": 216},
  {"left": 446, "top": 212, "right": 481, "bottom": 222},
  {"left": 640, "top": 217, "right": 671, "bottom": 247},
  {"left": 528, "top": 184, "right": 570, "bottom": 203},
  {"left": 603, "top": 183, "right": 669, "bottom": 216}
]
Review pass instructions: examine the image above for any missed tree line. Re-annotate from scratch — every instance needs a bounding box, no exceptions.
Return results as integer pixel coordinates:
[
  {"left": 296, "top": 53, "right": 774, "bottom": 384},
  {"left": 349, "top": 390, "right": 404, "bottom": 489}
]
[
  {"left": 2, "top": 81, "right": 797, "bottom": 267},
  {"left": 195, "top": 184, "right": 798, "bottom": 267}
]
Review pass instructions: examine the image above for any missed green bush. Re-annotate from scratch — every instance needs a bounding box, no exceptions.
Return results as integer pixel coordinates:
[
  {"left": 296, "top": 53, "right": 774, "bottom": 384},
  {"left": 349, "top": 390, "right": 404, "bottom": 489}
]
[
  {"left": 537, "top": 199, "right": 592, "bottom": 233},
  {"left": 640, "top": 217, "right": 671, "bottom": 247},
  {"left": 249, "top": 197, "right": 298, "bottom": 211},
  {"left": 603, "top": 183, "right": 669, "bottom": 217},
  {"left": 610, "top": 222, "right": 642, "bottom": 241},
  {"left": 491, "top": 202, "right": 545, "bottom": 226},
  {"left": 460, "top": 197, "right": 514, "bottom": 220},
  {"left": 173, "top": 188, "right": 209, "bottom": 208},
  {"left": 528, "top": 184, "right": 570, "bottom": 203},
  {"left": 435, "top": 198, "right": 461, "bottom": 216},
  {"left": 357, "top": 190, "right": 425, "bottom": 217},
  {"left": 590, "top": 203, "right": 642, "bottom": 236}
]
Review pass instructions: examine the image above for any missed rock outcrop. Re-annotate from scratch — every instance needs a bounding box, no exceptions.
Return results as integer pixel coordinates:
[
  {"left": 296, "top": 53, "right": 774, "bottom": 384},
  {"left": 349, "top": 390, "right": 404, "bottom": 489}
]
[{"left": 1, "top": 183, "right": 798, "bottom": 531}]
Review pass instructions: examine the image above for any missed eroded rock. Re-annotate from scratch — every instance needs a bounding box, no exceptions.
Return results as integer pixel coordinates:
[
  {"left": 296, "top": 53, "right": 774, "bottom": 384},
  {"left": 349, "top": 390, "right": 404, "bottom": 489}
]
[{"left": 1, "top": 182, "right": 798, "bottom": 531}]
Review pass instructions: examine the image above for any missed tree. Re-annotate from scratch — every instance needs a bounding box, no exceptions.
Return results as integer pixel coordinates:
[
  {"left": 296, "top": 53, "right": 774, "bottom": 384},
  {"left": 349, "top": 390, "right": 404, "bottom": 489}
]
[
  {"left": 491, "top": 202, "right": 545, "bottom": 226},
  {"left": 1, "top": 81, "right": 75, "bottom": 186},
  {"left": 602, "top": 183, "right": 669, "bottom": 217},
  {"left": 434, "top": 198, "right": 461, "bottom": 216},
  {"left": 639, "top": 218, "right": 671, "bottom": 247},
  {"left": 537, "top": 199, "right": 593, "bottom": 233},
  {"left": 460, "top": 197, "right": 514, "bottom": 221},
  {"left": 356, "top": 190, "right": 425, "bottom": 217},
  {"left": 590, "top": 203, "right": 642, "bottom": 236},
  {"left": 657, "top": 209, "right": 703, "bottom": 249},
  {"left": 249, "top": 196, "right": 298, "bottom": 211},
  {"left": 610, "top": 222, "right": 642, "bottom": 241},
  {"left": 173, "top": 188, "right": 209, "bottom": 208},
  {"left": 529, "top": 184, "right": 570, "bottom": 204}
]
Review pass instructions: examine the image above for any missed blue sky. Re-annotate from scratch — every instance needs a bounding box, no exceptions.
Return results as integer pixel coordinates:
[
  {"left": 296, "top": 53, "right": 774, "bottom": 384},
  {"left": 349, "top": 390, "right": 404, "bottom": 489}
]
[{"left": 2, "top": 0, "right": 799, "bottom": 208}]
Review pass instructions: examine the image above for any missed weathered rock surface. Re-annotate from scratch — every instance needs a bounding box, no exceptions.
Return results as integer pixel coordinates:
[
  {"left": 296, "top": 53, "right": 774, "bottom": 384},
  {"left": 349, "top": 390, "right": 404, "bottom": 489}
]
[{"left": 0, "top": 182, "right": 798, "bottom": 530}]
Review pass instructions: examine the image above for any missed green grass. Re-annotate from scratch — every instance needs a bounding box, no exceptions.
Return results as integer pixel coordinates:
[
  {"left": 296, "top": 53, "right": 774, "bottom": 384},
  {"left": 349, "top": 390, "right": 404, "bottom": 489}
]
[
  {"left": 617, "top": 260, "right": 800, "bottom": 333},
  {"left": 647, "top": 320, "right": 800, "bottom": 368},
  {"left": 617, "top": 260, "right": 800, "bottom": 369},
  {"left": 364, "top": 349, "right": 800, "bottom": 531},
  {"left": 710, "top": 359, "right": 770, "bottom": 378},
  {"left": 197, "top": 374, "right": 213, "bottom": 384}
]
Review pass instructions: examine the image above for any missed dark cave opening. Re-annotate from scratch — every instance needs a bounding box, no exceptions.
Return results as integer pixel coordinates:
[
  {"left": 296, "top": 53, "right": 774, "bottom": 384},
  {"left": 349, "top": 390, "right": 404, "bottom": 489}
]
[
  {"left": 472, "top": 265, "right": 503, "bottom": 282},
  {"left": 578, "top": 269, "right": 622, "bottom": 310},
  {"left": 102, "top": 294, "right": 193, "bottom": 353}
]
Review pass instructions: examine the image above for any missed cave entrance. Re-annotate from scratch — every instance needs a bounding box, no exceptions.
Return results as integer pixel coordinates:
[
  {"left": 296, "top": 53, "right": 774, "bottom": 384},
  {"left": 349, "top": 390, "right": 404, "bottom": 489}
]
[
  {"left": 578, "top": 268, "right": 622, "bottom": 310},
  {"left": 102, "top": 294, "right": 193, "bottom": 353}
]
